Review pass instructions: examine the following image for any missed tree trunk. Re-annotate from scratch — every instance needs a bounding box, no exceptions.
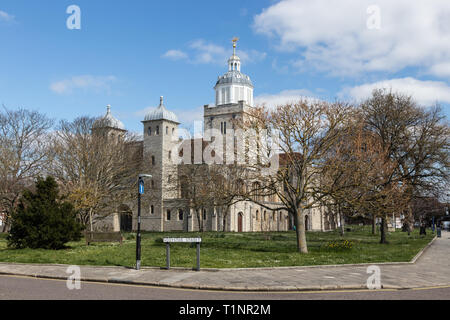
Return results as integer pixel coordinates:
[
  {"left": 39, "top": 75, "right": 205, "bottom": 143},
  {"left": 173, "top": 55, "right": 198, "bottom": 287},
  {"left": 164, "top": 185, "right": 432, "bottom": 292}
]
[
  {"left": 380, "top": 216, "right": 388, "bottom": 244},
  {"left": 372, "top": 214, "right": 376, "bottom": 235},
  {"left": 339, "top": 204, "right": 345, "bottom": 236},
  {"left": 294, "top": 207, "right": 308, "bottom": 253},
  {"left": 222, "top": 208, "right": 228, "bottom": 232},
  {"left": 1, "top": 215, "right": 10, "bottom": 233},
  {"left": 194, "top": 209, "right": 201, "bottom": 232},
  {"left": 89, "top": 209, "right": 93, "bottom": 232}
]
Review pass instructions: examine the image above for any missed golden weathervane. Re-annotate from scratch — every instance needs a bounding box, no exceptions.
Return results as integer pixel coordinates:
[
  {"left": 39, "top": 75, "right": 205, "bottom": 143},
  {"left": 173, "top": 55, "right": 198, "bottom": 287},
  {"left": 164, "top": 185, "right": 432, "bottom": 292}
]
[{"left": 232, "top": 37, "right": 239, "bottom": 48}]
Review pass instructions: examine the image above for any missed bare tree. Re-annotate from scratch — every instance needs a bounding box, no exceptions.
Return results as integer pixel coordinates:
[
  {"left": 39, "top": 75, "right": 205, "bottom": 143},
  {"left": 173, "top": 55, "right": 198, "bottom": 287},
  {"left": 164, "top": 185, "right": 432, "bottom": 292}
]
[
  {"left": 207, "top": 164, "right": 247, "bottom": 231},
  {"left": 50, "top": 117, "right": 142, "bottom": 231},
  {"left": 0, "top": 107, "right": 53, "bottom": 232},
  {"left": 178, "top": 163, "right": 213, "bottom": 232},
  {"left": 359, "top": 89, "right": 450, "bottom": 243},
  {"left": 241, "top": 100, "right": 351, "bottom": 253}
]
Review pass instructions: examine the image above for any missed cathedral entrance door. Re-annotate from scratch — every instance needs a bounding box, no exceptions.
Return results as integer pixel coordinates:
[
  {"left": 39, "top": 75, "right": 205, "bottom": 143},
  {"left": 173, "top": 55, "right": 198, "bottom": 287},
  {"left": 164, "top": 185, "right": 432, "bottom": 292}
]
[{"left": 120, "top": 212, "right": 132, "bottom": 232}]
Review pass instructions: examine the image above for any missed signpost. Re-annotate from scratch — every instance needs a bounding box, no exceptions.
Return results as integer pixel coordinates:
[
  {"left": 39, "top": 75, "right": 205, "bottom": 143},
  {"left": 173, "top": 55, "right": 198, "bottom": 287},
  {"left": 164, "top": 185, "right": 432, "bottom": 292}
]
[
  {"left": 163, "top": 238, "right": 202, "bottom": 271},
  {"left": 136, "top": 174, "right": 152, "bottom": 271}
]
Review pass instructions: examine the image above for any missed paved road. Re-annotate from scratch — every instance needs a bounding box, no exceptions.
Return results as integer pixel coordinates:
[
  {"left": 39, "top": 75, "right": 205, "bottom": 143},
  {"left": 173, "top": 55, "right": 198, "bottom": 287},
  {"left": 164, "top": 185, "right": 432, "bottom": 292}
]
[{"left": 1, "top": 274, "right": 449, "bottom": 300}]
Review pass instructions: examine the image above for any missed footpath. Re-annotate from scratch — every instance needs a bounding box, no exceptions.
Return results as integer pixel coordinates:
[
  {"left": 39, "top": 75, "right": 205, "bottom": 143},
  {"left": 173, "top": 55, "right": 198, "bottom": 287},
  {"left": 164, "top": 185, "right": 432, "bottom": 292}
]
[{"left": 0, "top": 232, "right": 448, "bottom": 291}]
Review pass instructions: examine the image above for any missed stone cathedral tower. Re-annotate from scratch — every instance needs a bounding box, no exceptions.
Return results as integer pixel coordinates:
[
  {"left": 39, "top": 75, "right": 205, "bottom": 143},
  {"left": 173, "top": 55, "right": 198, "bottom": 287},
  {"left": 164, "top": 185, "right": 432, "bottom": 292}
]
[
  {"left": 204, "top": 38, "right": 255, "bottom": 164},
  {"left": 141, "top": 96, "right": 180, "bottom": 231}
]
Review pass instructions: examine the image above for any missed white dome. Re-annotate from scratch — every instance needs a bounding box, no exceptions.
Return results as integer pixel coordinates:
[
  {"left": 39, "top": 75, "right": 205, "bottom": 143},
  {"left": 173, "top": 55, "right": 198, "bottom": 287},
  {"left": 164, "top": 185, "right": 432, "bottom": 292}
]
[
  {"left": 93, "top": 105, "right": 125, "bottom": 130},
  {"left": 144, "top": 96, "right": 179, "bottom": 123}
]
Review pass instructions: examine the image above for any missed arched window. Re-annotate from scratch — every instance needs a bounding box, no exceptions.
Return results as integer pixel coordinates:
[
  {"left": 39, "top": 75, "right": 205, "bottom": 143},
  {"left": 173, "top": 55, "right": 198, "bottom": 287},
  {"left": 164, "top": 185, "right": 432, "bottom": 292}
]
[
  {"left": 156, "top": 126, "right": 159, "bottom": 135},
  {"left": 166, "top": 210, "right": 171, "bottom": 221},
  {"left": 166, "top": 126, "right": 168, "bottom": 135},
  {"left": 252, "top": 182, "right": 261, "bottom": 201},
  {"left": 150, "top": 205, "right": 154, "bottom": 215},
  {"left": 178, "top": 209, "right": 183, "bottom": 221},
  {"left": 203, "top": 209, "right": 207, "bottom": 220},
  {"left": 256, "top": 210, "right": 260, "bottom": 221},
  {"left": 148, "top": 127, "right": 152, "bottom": 136},
  {"left": 172, "top": 128, "right": 175, "bottom": 135}
]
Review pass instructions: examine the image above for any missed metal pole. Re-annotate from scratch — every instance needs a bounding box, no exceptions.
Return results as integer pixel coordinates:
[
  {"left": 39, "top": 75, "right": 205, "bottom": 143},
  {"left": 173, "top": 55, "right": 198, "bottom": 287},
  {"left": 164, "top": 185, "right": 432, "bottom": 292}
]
[
  {"left": 196, "top": 242, "right": 200, "bottom": 271},
  {"left": 136, "top": 177, "right": 142, "bottom": 270},
  {"left": 166, "top": 243, "right": 170, "bottom": 270}
]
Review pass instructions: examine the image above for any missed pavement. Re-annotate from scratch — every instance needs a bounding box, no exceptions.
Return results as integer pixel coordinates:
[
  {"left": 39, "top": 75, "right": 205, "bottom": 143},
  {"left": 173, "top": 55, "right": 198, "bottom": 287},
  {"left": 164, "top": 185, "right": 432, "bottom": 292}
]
[{"left": 0, "top": 231, "right": 448, "bottom": 292}]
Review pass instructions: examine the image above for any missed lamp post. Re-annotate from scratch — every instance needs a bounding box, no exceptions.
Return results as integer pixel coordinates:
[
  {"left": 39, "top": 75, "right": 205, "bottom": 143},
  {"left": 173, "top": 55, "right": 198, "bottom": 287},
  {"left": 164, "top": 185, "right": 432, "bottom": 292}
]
[{"left": 136, "top": 174, "right": 152, "bottom": 270}]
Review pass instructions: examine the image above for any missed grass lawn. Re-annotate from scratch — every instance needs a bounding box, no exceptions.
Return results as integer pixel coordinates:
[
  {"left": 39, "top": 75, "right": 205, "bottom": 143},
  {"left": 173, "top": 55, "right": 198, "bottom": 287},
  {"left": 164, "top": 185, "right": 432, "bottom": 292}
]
[{"left": 0, "top": 226, "right": 435, "bottom": 269}]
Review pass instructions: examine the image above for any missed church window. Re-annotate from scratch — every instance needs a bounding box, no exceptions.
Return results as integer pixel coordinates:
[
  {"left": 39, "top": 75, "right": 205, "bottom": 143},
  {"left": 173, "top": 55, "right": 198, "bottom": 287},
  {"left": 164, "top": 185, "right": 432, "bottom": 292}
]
[
  {"left": 152, "top": 156, "right": 155, "bottom": 165},
  {"left": 172, "top": 128, "right": 175, "bottom": 135},
  {"left": 203, "top": 209, "right": 207, "bottom": 220},
  {"left": 178, "top": 209, "right": 184, "bottom": 220},
  {"left": 256, "top": 210, "right": 260, "bottom": 221},
  {"left": 166, "top": 126, "right": 168, "bottom": 135},
  {"left": 264, "top": 211, "right": 267, "bottom": 221},
  {"left": 151, "top": 205, "right": 154, "bottom": 215},
  {"left": 167, "top": 210, "right": 171, "bottom": 221},
  {"left": 156, "top": 126, "right": 159, "bottom": 135},
  {"left": 148, "top": 127, "right": 152, "bottom": 136}
]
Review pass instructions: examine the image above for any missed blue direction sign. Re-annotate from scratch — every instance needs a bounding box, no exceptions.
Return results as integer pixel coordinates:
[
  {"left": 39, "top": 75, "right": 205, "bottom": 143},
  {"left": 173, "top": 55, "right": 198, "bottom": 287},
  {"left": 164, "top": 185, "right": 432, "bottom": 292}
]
[{"left": 139, "top": 180, "right": 144, "bottom": 194}]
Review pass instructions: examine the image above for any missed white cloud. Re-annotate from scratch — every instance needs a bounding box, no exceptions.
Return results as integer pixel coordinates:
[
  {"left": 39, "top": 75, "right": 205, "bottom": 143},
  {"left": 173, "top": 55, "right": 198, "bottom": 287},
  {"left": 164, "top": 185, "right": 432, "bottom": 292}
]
[
  {"left": 254, "top": 0, "right": 450, "bottom": 77},
  {"left": 0, "top": 10, "right": 14, "bottom": 22},
  {"left": 50, "top": 75, "right": 117, "bottom": 95},
  {"left": 162, "top": 50, "right": 188, "bottom": 61},
  {"left": 189, "top": 40, "right": 228, "bottom": 64},
  {"left": 254, "top": 89, "right": 317, "bottom": 109},
  {"left": 341, "top": 77, "right": 450, "bottom": 106},
  {"left": 164, "top": 39, "right": 266, "bottom": 65},
  {"left": 429, "top": 63, "right": 450, "bottom": 78}
]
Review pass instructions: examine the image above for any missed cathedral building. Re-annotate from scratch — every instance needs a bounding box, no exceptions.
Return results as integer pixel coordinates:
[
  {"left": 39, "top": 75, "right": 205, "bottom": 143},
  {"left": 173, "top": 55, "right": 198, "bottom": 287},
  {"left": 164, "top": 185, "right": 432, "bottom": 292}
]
[{"left": 94, "top": 41, "right": 337, "bottom": 233}]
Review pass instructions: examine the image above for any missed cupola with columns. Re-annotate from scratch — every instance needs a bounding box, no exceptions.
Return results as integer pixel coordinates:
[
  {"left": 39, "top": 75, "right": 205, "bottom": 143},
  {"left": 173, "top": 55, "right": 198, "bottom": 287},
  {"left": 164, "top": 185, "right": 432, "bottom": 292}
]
[{"left": 214, "top": 38, "right": 254, "bottom": 107}]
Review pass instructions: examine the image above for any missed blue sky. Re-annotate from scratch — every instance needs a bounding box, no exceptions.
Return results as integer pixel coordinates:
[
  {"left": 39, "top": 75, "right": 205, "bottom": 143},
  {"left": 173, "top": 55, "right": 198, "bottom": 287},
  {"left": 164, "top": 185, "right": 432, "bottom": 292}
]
[{"left": 1, "top": 0, "right": 449, "bottom": 133}]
